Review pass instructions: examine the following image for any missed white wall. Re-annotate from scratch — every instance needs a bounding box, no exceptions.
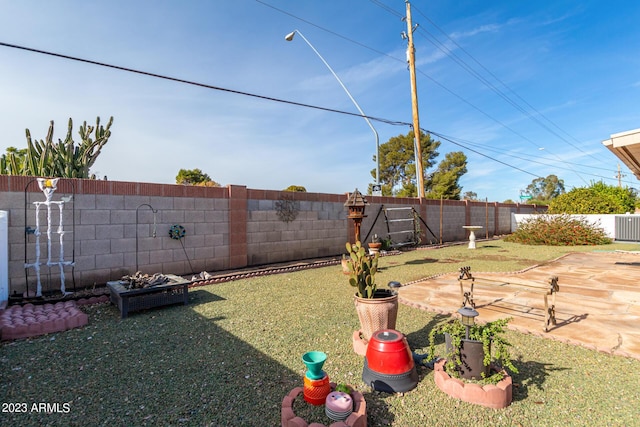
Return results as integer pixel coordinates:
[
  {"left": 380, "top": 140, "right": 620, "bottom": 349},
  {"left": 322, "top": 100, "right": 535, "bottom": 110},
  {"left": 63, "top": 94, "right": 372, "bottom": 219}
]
[
  {"left": 511, "top": 213, "right": 628, "bottom": 239},
  {"left": 0, "top": 211, "right": 8, "bottom": 306}
]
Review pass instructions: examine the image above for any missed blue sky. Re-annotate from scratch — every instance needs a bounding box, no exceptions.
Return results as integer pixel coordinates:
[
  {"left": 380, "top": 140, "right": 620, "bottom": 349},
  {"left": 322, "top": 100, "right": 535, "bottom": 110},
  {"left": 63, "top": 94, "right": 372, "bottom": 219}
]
[{"left": 1, "top": 0, "right": 639, "bottom": 202}]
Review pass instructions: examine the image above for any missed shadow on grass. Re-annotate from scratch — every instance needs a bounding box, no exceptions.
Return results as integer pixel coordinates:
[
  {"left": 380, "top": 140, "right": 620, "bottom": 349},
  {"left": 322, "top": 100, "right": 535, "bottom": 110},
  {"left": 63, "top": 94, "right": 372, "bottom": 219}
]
[
  {"left": 511, "top": 359, "right": 570, "bottom": 402},
  {"left": 188, "top": 288, "right": 226, "bottom": 305},
  {"left": 405, "top": 258, "right": 439, "bottom": 265},
  {"left": 362, "top": 391, "right": 395, "bottom": 425},
  {"left": 404, "top": 313, "right": 451, "bottom": 351},
  {"left": 3, "top": 292, "right": 366, "bottom": 426}
]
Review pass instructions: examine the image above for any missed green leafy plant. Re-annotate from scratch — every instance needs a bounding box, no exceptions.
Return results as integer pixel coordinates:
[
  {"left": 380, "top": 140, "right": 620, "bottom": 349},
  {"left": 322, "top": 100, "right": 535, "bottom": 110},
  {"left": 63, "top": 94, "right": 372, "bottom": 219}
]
[
  {"left": 335, "top": 383, "right": 352, "bottom": 394},
  {"left": 506, "top": 214, "right": 612, "bottom": 246},
  {"left": 381, "top": 236, "right": 393, "bottom": 251},
  {"left": 548, "top": 181, "right": 637, "bottom": 214},
  {"left": 345, "top": 241, "right": 378, "bottom": 298},
  {"left": 427, "top": 317, "right": 518, "bottom": 384},
  {"left": 283, "top": 185, "right": 307, "bottom": 192}
]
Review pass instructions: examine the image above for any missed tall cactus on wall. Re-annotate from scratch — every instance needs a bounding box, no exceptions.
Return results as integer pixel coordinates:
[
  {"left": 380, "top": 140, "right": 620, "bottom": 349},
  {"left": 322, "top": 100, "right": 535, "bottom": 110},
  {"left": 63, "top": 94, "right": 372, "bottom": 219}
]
[
  {"left": 0, "top": 116, "right": 113, "bottom": 178},
  {"left": 0, "top": 147, "right": 26, "bottom": 175}
]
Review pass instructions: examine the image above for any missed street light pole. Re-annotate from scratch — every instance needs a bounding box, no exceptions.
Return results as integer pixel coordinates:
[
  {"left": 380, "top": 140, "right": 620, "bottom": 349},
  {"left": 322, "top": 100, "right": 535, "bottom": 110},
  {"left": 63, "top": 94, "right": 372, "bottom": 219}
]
[{"left": 285, "top": 30, "right": 380, "bottom": 189}]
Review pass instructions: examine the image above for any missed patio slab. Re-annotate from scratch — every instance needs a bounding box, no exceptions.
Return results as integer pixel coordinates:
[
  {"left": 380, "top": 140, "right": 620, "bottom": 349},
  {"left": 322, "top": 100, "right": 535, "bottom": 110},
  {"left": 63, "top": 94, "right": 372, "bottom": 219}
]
[{"left": 397, "top": 251, "right": 640, "bottom": 360}]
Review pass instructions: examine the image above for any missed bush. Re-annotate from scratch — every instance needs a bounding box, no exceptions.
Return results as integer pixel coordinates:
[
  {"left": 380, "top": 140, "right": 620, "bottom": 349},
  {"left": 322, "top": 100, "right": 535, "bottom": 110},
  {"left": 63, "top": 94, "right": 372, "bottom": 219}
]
[
  {"left": 548, "top": 181, "right": 636, "bottom": 214},
  {"left": 283, "top": 185, "right": 307, "bottom": 192},
  {"left": 505, "top": 214, "right": 612, "bottom": 246}
]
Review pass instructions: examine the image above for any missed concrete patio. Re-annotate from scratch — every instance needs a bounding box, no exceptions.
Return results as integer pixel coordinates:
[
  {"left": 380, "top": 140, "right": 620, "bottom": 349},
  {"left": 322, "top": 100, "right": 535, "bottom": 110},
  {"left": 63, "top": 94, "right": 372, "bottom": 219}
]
[{"left": 397, "top": 250, "right": 640, "bottom": 360}]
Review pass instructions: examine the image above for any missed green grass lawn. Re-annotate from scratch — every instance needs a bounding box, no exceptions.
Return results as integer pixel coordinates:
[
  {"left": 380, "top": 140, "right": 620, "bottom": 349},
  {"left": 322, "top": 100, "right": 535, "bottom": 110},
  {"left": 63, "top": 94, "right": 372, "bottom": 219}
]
[{"left": 2, "top": 240, "right": 639, "bottom": 426}]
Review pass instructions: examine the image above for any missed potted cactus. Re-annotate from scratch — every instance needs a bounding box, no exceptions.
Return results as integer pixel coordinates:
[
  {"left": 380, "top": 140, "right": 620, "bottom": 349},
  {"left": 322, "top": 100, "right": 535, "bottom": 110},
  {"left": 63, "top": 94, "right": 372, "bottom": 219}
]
[
  {"left": 368, "top": 234, "right": 382, "bottom": 255},
  {"left": 346, "top": 241, "right": 398, "bottom": 344}
]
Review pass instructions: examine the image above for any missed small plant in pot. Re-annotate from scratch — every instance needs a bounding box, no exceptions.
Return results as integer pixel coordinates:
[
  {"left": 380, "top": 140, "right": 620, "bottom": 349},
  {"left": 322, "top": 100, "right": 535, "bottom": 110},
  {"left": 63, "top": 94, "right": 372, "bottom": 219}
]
[
  {"left": 367, "top": 234, "right": 382, "bottom": 254},
  {"left": 346, "top": 241, "right": 398, "bottom": 346},
  {"left": 427, "top": 309, "right": 518, "bottom": 384}
]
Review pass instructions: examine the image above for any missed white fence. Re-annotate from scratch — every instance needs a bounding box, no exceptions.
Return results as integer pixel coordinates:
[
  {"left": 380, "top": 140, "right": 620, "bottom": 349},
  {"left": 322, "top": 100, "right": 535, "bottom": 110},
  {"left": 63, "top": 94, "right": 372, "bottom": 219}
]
[
  {"left": 511, "top": 213, "right": 640, "bottom": 241},
  {"left": 1, "top": 211, "right": 8, "bottom": 306}
]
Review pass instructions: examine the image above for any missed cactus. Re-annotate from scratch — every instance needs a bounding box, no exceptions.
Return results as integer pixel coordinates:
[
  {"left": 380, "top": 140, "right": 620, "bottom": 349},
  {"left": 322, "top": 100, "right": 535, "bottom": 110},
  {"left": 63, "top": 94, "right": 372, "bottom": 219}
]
[
  {"left": 1, "top": 116, "right": 113, "bottom": 178},
  {"left": 0, "top": 147, "right": 25, "bottom": 175},
  {"left": 345, "top": 240, "right": 378, "bottom": 298}
]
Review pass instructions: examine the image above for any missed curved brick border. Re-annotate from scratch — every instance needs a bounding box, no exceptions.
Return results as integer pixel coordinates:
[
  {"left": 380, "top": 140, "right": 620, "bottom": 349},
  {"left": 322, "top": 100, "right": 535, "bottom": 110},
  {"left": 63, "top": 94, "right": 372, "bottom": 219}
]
[
  {"left": 433, "top": 359, "right": 512, "bottom": 409},
  {"left": 190, "top": 251, "right": 403, "bottom": 287},
  {"left": 281, "top": 383, "right": 367, "bottom": 427}
]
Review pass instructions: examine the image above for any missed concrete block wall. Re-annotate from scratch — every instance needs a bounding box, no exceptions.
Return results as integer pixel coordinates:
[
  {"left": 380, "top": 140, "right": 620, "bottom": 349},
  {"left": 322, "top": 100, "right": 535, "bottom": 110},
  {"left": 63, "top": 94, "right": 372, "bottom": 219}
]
[
  {"left": 468, "top": 202, "right": 494, "bottom": 239},
  {"left": 245, "top": 189, "right": 347, "bottom": 265},
  {"left": 441, "top": 200, "right": 468, "bottom": 242},
  {"left": 357, "top": 197, "right": 423, "bottom": 246},
  {"left": 0, "top": 175, "right": 545, "bottom": 295},
  {"left": 1, "top": 177, "right": 230, "bottom": 296}
]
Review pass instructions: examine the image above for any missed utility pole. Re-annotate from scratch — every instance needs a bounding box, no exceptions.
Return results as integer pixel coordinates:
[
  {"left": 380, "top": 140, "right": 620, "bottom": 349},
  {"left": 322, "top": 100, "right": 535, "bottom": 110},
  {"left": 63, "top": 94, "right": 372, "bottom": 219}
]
[
  {"left": 405, "top": 0, "right": 425, "bottom": 200},
  {"left": 616, "top": 163, "right": 626, "bottom": 187}
]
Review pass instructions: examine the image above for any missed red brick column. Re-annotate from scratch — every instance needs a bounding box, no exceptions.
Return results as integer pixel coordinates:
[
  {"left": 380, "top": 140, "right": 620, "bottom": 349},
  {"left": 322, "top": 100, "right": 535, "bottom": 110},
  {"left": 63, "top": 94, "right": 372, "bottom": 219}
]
[{"left": 228, "top": 185, "right": 248, "bottom": 269}]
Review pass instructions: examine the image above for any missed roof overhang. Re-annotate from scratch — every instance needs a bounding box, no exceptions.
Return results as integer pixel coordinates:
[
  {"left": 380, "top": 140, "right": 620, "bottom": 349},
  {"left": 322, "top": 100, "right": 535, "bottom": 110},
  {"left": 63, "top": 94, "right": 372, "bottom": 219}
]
[{"left": 602, "top": 128, "right": 640, "bottom": 180}]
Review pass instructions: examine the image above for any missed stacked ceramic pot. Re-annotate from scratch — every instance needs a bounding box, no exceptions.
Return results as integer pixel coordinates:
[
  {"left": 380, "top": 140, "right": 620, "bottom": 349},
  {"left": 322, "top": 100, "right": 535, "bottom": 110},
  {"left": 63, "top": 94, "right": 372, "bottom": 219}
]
[
  {"left": 362, "top": 329, "right": 418, "bottom": 393},
  {"left": 325, "top": 391, "right": 353, "bottom": 421},
  {"left": 302, "top": 351, "right": 331, "bottom": 406}
]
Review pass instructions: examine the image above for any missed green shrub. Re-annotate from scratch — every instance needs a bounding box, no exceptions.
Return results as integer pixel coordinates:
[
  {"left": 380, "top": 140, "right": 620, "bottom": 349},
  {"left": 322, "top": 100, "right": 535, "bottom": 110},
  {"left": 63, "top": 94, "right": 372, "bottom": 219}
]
[
  {"left": 505, "top": 214, "right": 612, "bottom": 246},
  {"left": 283, "top": 185, "right": 307, "bottom": 192},
  {"left": 548, "top": 181, "right": 636, "bottom": 214}
]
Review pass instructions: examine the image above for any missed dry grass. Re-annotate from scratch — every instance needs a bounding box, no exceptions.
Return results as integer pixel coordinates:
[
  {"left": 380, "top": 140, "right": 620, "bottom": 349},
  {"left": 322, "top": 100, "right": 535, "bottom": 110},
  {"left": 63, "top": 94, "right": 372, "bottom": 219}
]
[{"left": 1, "top": 240, "right": 639, "bottom": 426}]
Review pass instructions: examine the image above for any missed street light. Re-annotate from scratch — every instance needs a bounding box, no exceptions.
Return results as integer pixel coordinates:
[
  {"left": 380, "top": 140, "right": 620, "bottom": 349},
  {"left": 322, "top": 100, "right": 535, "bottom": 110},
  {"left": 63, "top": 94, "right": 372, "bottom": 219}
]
[{"left": 285, "top": 29, "right": 380, "bottom": 189}]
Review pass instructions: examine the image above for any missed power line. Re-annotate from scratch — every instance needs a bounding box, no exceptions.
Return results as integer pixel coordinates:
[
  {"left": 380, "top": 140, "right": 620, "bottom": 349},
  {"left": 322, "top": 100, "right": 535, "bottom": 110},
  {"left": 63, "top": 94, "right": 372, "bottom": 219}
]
[
  {"left": 1, "top": 39, "right": 546, "bottom": 184},
  {"left": 411, "top": 4, "right": 602, "bottom": 164},
  {"left": 1, "top": 36, "right": 622, "bottom": 188},
  {"left": 432, "top": 131, "right": 638, "bottom": 186},
  {"left": 366, "top": 1, "right": 591, "bottom": 184},
  {"left": 369, "top": 0, "right": 404, "bottom": 19},
  {"left": 426, "top": 129, "right": 541, "bottom": 178},
  {"left": 258, "top": 0, "right": 588, "bottom": 175},
  {"left": 255, "top": 0, "right": 401, "bottom": 62},
  {"left": 0, "top": 41, "right": 410, "bottom": 128}
]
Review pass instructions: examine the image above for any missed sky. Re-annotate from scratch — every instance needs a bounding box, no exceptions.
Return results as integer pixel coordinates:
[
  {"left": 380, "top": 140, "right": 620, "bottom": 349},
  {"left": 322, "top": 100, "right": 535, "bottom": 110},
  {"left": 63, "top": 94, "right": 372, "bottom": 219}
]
[{"left": 1, "top": 0, "right": 639, "bottom": 202}]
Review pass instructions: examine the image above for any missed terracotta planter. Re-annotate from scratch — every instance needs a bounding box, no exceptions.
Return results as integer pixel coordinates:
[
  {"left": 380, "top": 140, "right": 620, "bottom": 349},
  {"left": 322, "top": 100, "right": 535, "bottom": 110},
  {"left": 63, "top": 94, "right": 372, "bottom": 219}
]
[
  {"left": 354, "top": 290, "right": 398, "bottom": 342},
  {"left": 368, "top": 242, "right": 382, "bottom": 255},
  {"left": 341, "top": 258, "right": 350, "bottom": 275}
]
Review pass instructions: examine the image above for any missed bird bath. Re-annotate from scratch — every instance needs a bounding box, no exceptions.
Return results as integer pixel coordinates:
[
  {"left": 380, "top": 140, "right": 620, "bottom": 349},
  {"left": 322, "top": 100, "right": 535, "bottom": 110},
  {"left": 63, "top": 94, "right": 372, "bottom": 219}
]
[{"left": 462, "top": 226, "right": 483, "bottom": 249}]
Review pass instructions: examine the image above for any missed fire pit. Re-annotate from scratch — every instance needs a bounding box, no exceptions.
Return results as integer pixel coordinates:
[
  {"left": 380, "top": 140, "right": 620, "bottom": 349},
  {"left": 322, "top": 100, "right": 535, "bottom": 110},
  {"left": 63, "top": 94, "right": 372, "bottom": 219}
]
[{"left": 106, "top": 274, "right": 190, "bottom": 318}]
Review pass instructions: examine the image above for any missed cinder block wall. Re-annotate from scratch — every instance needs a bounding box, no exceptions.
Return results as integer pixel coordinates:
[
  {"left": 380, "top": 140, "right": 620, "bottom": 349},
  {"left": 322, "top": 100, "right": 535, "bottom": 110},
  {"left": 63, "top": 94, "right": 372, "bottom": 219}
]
[
  {"left": 0, "top": 176, "right": 544, "bottom": 295},
  {"left": 245, "top": 189, "right": 347, "bottom": 265}
]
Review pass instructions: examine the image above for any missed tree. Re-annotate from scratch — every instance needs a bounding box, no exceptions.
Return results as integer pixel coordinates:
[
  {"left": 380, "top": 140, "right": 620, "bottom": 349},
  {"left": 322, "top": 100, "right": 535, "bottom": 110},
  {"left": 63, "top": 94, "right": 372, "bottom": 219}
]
[
  {"left": 463, "top": 191, "right": 478, "bottom": 201},
  {"left": 369, "top": 130, "right": 440, "bottom": 197},
  {"left": 283, "top": 185, "right": 307, "bottom": 192},
  {"left": 523, "top": 174, "right": 565, "bottom": 201},
  {"left": 548, "top": 181, "right": 637, "bottom": 214},
  {"left": 0, "top": 117, "right": 113, "bottom": 178},
  {"left": 175, "top": 168, "right": 220, "bottom": 186},
  {"left": 426, "top": 151, "right": 468, "bottom": 200}
]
